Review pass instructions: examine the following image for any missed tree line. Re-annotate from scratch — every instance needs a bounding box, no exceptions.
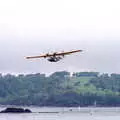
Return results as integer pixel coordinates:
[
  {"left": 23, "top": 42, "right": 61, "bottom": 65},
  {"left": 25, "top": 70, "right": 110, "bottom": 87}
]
[{"left": 0, "top": 71, "right": 120, "bottom": 106}]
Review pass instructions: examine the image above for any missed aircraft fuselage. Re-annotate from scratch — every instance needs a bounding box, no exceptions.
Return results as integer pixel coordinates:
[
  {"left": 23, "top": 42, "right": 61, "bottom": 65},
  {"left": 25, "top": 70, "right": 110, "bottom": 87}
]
[{"left": 47, "top": 56, "right": 63, "bottom": 62}]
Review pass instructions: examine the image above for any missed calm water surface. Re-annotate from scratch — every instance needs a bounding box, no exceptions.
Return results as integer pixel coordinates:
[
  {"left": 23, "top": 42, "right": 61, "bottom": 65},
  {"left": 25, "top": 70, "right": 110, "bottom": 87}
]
[{"left": 0, "top": 107, "right": 120, "bottom": 120}]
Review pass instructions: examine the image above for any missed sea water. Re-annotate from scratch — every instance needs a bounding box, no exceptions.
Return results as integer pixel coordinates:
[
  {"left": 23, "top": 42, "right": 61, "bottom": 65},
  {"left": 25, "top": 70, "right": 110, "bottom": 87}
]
[{"left": 0, "top": 107, "right": 120, "bottom": 120}]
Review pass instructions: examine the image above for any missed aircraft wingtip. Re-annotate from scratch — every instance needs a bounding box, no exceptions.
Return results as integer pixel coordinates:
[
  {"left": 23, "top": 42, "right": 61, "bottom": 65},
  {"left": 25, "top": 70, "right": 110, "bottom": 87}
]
[{"left": 26, "top": 57, "right": 29, "bottom": 59}]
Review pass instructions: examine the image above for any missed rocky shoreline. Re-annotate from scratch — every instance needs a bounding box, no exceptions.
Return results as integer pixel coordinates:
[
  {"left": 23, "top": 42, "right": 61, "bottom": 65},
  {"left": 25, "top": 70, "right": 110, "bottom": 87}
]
[{"left": 0, "top": 107, "right": 32, "bottom": 113}]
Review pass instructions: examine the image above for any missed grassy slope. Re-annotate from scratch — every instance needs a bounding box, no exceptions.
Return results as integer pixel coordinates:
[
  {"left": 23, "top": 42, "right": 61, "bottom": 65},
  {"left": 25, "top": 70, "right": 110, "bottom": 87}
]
[{"left": 62, "top": 76, "right": 97, "bottom": 94}]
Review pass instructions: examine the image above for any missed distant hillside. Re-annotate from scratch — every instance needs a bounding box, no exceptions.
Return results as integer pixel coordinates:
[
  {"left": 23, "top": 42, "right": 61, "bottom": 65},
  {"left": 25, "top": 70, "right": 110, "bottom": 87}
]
[{"left": 0, "top": 72, "right": 120, "bottom": 106}]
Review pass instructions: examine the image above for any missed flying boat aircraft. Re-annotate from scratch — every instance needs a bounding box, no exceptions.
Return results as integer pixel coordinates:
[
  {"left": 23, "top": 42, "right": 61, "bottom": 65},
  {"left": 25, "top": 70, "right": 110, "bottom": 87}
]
[{"left": 26, "top": 49, "right": 82, "bottom": 62}]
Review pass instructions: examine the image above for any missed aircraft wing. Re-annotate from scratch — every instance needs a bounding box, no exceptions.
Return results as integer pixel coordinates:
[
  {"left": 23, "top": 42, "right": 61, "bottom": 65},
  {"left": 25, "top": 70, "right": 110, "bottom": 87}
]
[
  {"left": 55, "top": 50, "right": 82, "bottom": 56},
  {"left": 26, "top": 54, "right": 48, "bottom": 59},
  {"left": 26, "top": 50, "right": 82, "bottom": 59},
  {"left": 26, "top": 53, "right": 59, "bottom": 59}
]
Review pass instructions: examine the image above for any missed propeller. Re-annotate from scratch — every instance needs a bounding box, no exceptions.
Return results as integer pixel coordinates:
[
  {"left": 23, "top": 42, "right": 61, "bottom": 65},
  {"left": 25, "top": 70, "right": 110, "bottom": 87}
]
[{"left": 44, "top": 53, "right": 49, "bottom": 58}]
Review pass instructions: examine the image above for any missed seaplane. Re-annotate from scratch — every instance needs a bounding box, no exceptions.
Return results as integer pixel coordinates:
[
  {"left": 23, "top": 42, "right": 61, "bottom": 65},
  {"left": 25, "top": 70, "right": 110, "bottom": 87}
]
[{"left": 26, "top": 49, "right": 82, "bottom": 62}]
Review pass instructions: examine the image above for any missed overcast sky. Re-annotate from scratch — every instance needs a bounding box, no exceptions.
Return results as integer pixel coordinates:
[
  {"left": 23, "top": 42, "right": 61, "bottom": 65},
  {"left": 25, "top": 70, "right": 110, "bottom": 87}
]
[{"left": 0, "top": 0, "right": 120, "bottom": 75}]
